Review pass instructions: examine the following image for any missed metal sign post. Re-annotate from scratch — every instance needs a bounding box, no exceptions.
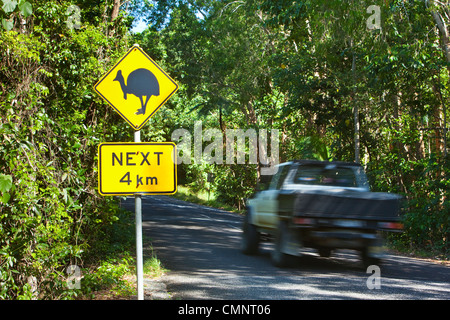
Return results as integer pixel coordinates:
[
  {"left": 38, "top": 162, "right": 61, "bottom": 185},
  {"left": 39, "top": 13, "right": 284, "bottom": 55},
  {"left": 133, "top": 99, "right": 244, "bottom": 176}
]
[{"left": 134, "top": 129, "right": 144, "bottom": 300}]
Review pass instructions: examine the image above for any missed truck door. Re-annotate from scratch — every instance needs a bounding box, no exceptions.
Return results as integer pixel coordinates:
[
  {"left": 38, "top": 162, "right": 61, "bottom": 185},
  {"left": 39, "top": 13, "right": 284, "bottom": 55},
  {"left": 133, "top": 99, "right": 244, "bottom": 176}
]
[{"left": 255, "top": 164, "right": 290, "bottom": 227}]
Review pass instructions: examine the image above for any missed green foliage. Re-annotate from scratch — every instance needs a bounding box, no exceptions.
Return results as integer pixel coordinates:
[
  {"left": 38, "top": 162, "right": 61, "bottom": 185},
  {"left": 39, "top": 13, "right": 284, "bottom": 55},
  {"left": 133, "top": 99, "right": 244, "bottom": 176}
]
[
  {"left": 1, "top": 0, "right": 32, "bottom": 31},
  {"left": 214, "top": 164, "right": 258, "bottom": 210},
  {"left": 0, "top": 0, "right": 135, "bottom": 299},
  {"left": 0, "top": 173, "right": 13, "bottom": 203},
  {"left": 81, "top": 256, "right": 134, "bottom": 298}
]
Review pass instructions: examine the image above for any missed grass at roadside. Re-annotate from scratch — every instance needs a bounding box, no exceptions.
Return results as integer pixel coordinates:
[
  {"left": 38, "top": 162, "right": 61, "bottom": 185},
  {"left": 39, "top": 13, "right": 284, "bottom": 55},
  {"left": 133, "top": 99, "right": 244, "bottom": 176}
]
[
  {"left": 171, "top": 185, "right": 245, "bottom": 214},
  {"left": 77, "top": 207, "right": 168, "bottom": 300},
  {"left": 143, "top": 235, "right": 169, "bottom": 279}
]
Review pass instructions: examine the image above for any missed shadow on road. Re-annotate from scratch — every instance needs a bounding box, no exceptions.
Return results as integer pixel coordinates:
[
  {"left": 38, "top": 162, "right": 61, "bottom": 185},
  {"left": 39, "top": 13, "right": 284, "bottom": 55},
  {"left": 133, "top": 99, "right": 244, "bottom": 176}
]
[{"left": 121, "top": 195, "right": 450, "bottom": 299}]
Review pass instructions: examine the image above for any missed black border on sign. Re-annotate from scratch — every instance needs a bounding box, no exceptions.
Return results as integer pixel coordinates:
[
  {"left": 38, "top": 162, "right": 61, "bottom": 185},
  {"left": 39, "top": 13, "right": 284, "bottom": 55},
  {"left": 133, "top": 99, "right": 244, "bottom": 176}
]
[
  {"left": 93, "top": 45, "right": 179, "bottom": 131},
  {"left": 98, "top": 142, "right": 177, "bottom": 196}
]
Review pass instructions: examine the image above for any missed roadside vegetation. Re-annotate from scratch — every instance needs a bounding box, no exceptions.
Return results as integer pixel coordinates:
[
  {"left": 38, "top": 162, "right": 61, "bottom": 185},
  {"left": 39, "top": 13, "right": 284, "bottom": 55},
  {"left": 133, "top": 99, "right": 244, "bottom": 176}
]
[
  {"left": 173, "top": 185, "right": 245, "bottom": 214},
  {"left": 0, "top": 0, "right": 448, "bottom": 299}
]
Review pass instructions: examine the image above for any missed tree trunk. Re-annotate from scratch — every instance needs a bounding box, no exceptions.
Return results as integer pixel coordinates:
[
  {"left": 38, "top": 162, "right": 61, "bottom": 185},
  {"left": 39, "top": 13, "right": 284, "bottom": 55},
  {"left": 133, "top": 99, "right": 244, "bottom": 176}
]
[
  {"left": 427, "top": 0, "right": 450, "bottom": 63},
  {"left": 351, "top": 43, "right": 360, "bottom": 163},
  {"left": 108, "top": 0, "right": 121, "bottom": 37},
  {"left": 427, "top": 0, "right": 449, "bottom": 157},
  {"left": 111, "top": 0, "right": 121, "bottom": 22}
]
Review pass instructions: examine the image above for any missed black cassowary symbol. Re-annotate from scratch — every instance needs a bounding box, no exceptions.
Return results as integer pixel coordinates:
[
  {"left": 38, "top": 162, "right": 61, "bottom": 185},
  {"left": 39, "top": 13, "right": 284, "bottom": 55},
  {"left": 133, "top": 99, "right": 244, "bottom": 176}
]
[{"left": 113, "top": 68, "right": 160, "bottom": 115}]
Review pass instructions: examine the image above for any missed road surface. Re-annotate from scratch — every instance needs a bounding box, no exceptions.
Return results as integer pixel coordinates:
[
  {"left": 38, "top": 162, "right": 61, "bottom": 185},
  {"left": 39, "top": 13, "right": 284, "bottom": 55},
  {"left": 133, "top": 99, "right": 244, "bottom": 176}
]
[{"left": 121, "top": 195, "right": 449, "bottom": 300}]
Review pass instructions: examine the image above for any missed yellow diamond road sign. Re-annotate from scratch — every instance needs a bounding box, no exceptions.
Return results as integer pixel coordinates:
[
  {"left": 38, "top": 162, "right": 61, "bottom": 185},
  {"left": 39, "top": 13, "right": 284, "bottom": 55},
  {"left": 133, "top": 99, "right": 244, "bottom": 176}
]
[
  {"left": 94, "top": 45, "right": 178, "bottom": 130},
  {"left": 98, "top": 142, "right": 177, "bottom": 196}
]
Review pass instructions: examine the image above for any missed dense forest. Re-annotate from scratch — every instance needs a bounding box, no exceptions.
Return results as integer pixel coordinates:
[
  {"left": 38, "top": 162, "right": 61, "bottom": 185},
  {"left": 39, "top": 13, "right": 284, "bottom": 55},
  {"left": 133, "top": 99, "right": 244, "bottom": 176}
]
[{"left": 0, "top": 0, "right": 448, "bottom": 299}]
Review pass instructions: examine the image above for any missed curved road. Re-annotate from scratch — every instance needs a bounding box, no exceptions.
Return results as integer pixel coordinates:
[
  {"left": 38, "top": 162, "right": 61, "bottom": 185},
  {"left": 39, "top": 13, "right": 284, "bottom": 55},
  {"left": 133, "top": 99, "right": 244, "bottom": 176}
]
[{"left": 122, "top": 195, "right": 449, "bottom": 300}]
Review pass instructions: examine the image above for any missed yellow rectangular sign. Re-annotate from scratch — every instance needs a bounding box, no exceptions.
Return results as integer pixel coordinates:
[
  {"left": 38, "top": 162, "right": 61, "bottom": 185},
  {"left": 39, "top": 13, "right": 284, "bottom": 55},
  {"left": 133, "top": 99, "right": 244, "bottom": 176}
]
[{"left": 98, "top": 142, "right": 177, "bottom": 196}]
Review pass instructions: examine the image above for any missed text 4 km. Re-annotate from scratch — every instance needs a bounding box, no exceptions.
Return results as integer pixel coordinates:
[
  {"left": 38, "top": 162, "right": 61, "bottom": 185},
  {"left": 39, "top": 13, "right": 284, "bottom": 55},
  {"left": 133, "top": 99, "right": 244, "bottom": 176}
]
[{"left": 119, "top": 172, "right": 158, "bottom": 187}]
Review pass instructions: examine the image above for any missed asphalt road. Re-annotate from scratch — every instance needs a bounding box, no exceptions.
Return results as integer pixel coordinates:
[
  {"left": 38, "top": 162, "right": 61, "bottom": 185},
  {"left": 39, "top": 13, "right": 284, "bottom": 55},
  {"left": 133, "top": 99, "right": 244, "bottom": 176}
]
[{"left": 121, "top": 195, "right": 449, "bottom": 300}]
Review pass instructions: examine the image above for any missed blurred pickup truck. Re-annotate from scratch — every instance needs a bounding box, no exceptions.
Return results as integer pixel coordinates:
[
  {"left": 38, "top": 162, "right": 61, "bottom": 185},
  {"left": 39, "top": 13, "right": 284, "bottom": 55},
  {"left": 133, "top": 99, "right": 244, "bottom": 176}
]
[{"left": 242, "top": 160, "right": 403, "bottom": 267}]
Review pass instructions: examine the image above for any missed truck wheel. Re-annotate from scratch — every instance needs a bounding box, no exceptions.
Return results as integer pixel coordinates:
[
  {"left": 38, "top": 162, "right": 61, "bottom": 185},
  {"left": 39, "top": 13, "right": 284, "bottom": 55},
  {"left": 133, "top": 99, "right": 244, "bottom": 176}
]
[
  {"left": 271, "top": 220, "right": 294, "bottom": 268},
  {"left": 241, "top": 213, "right": 260, "bottom": 255},
  {"left": 361, "top": 248, "right": 381, "bottom": 268},
  {"left": 318, "top": 247, "right": 332, "bottom": 258}
]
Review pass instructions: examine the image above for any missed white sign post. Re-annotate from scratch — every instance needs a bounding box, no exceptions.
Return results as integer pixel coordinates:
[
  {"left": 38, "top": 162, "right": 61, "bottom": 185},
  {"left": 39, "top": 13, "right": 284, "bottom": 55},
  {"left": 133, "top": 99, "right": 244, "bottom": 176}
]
[{"left": 134, "top": 130, "right": 144, "bottom": 300}]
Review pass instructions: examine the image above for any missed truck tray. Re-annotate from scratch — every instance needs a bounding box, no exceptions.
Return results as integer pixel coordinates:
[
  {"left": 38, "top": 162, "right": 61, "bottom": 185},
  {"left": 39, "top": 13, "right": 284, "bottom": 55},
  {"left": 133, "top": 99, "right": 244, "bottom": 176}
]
[{"left": 287, "top": 189, "right": 403, "bottom": 221}]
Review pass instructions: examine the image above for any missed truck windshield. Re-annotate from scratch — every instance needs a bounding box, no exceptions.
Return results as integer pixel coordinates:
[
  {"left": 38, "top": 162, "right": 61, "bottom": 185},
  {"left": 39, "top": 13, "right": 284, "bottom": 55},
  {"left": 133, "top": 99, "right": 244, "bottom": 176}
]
[{"left": 294, "top": 165, "right": 357, "bottom": 187}]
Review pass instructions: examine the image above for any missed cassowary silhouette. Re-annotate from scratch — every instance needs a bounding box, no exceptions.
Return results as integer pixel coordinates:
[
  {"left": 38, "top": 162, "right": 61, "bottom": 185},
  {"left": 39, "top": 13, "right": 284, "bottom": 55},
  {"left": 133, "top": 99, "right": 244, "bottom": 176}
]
[{"left": 113, "top": 68, "right": 160, "bottom": 115}]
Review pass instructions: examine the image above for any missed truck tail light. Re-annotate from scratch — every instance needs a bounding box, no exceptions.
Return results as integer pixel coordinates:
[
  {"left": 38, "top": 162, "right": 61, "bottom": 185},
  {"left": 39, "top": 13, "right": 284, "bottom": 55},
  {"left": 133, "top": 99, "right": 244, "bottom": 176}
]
[
  {"left": 379, "top": 222, "right": 403, "bottom": 230},
  {"left": 293, "top": 217, "right": 314, "bottom": 225}
]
